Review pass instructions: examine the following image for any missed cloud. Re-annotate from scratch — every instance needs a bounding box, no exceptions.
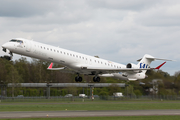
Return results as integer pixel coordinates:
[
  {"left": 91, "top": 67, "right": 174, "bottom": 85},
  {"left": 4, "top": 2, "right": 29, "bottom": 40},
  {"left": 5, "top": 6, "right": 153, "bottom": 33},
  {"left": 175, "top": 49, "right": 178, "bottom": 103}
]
[
  {"left": 87, "top": 0, "right": 158, "bottom": 11},
  {"left": 135, "top": 1, "right": 180, "bottom": 26},
  {"left": 0, "top": 0, "right": 56, "bottom": 17},
  {"left": 0, "top": 0, "right": 180, "bottom": 75}
]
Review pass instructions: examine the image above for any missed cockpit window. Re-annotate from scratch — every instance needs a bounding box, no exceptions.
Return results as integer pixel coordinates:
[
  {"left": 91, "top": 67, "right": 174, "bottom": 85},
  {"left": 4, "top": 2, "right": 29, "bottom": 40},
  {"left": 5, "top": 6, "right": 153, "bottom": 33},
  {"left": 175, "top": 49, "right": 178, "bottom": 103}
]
[
  {"left": 9, "top": 39, "right": 23, "bottom": 43},
  {"left": 10, "top": 39, "right": 17, "bottom": 42},
  {"left": 17, "top": 40, "right": 23, "bottom": 43}
]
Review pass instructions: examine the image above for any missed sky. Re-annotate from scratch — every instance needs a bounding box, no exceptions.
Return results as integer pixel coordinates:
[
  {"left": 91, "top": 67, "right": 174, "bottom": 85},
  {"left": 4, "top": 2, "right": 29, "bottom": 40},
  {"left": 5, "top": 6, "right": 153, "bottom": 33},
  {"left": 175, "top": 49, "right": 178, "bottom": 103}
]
[{"left": 0, "top": 0, "right": 180, "bottom": 75}]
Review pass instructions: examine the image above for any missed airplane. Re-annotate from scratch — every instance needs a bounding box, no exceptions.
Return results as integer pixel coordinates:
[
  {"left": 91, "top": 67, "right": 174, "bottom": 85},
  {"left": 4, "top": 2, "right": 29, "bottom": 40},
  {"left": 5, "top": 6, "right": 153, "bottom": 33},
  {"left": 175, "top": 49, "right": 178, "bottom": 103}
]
[{"left": 2, "top": 38, "right": 172, "bottom": 82}]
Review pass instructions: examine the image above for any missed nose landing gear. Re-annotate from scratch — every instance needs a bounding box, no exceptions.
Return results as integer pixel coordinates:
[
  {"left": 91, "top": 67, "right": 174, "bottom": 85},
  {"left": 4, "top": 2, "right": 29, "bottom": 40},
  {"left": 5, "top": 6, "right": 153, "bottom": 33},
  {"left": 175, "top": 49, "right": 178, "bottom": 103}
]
[
  {"left": 2, "top": 48, "right": 6, "bottom": 52},
  {"left": 2, "top": 48, "right": 13, "bottom": 60}
]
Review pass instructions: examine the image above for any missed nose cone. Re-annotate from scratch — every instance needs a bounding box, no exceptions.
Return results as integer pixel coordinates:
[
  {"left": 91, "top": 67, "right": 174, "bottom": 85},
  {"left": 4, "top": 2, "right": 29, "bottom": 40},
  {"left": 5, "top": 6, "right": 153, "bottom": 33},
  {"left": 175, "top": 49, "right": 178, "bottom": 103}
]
[{"left": 2, "top": 43, "right": 10, "bottom": 49}]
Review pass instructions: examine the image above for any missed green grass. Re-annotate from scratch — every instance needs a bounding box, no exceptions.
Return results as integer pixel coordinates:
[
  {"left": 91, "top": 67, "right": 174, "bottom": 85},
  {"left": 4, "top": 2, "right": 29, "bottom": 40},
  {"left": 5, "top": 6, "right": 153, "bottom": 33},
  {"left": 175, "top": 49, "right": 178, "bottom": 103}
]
[
  {"left": 1, "top": 101, "right": 180, "bottom": 111},
  {"left": 0, "top": 116, "right": 180, "bottom": 120}
]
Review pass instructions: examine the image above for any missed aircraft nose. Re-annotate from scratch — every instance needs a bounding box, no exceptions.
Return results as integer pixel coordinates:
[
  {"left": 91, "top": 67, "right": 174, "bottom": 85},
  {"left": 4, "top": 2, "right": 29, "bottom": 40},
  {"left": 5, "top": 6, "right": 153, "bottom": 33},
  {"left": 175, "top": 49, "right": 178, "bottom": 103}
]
[
  {"left": 2, "top": 43, "right": 9, "bottom": 49},
  {"left": 2, "top": 42, "right": 12, "bottom": 52}
]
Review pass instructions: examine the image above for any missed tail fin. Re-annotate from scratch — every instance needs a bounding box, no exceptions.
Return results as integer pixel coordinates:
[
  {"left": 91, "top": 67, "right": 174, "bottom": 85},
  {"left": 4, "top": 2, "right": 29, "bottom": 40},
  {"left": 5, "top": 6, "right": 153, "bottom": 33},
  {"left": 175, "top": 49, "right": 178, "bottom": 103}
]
[{"left": 137, "top": 54, "right": 172, "bottom": 73}]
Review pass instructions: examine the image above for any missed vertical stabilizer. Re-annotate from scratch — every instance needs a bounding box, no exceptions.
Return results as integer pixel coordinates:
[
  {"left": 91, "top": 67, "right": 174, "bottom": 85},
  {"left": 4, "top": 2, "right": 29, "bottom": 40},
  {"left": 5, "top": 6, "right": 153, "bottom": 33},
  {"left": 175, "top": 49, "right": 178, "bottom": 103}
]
[
  {"left": 137, "top": 54, "right": 155, "bottom": 73},
  {"left": 137, "top": 54, "right": 172, "bottom": 73}
]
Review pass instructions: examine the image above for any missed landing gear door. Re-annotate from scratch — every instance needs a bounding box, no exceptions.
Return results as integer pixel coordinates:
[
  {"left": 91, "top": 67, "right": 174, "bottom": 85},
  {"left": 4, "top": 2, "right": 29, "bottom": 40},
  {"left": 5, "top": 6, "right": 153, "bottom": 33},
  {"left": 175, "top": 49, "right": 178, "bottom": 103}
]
[{"left": 26, "top": 40, "right": 32, "bottom": 52}]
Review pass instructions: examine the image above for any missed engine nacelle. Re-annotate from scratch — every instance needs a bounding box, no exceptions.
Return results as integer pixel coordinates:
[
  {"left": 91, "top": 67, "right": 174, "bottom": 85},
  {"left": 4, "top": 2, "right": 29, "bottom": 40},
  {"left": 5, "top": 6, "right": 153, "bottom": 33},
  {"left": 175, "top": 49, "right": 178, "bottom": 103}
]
[
  {"left": 126, "top": 63, "right": 139, "bottom": 69},
  {"left": 135, "top": 73, "right": 147, "bottom": 80}
]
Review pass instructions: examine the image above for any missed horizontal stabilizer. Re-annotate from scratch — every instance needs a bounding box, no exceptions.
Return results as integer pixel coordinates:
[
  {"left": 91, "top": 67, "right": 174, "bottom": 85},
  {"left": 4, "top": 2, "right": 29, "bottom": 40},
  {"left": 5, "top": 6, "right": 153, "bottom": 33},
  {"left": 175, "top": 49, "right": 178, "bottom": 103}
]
[
  {"left": 148, "top": 57, "right": 173, "bottom": 61},
  {"left": 137, "top": 54, "right": 174, "bottom": 62}
]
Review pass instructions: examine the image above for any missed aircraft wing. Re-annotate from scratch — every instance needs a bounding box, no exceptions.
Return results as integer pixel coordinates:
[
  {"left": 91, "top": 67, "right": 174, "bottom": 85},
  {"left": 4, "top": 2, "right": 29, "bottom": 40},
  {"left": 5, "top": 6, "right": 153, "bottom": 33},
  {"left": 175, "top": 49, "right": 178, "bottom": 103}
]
[
  {"left": 84, "top": 67, "right": 152, "bottom": 73},
  {"left": 47, "top": 63, "right": 66, "bottom": 70},
  {"left": 47, "top": 63, "right": 76, "bottom": 74},
  {"left": 82, "top": 62, "right": 166, "bottom": 74},
  {"left": 47, "top": 62, "right": 166, "bottom": 74}
]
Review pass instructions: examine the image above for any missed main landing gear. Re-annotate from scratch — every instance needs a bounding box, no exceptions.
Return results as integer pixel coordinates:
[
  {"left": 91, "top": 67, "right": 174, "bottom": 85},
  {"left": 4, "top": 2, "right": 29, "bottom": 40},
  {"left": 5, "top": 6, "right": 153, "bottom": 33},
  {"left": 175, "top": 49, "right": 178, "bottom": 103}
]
[
  {"left": 75, "top": 76, "right": 82, "bottom": 82},
  {"left": 93, "top": 76, "right": 100, "bottom": 82},
  {"left": 75, "top": 75, "right": 101, "bottom": 82}
]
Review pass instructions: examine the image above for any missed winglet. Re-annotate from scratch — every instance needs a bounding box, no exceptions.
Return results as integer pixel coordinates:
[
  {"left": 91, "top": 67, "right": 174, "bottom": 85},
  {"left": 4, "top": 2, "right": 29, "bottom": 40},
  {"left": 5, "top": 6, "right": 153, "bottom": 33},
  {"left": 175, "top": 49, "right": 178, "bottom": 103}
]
[
  {"left": 48, "top": 63, "right": 53, "bottom": 69},
  {"left": 155, "top": 62, "right": 166, "bottom": 69},
  {"left": 47, "top": 62, "right": 66, "bottom": 70}
]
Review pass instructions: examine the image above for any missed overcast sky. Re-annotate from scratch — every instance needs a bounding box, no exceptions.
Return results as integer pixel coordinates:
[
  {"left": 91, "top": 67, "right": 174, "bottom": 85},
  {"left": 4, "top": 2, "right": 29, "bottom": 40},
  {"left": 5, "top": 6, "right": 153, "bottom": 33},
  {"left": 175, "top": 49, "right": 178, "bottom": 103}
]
[{"left": 0, "top": 0, "right": 180, "bottom": 75}]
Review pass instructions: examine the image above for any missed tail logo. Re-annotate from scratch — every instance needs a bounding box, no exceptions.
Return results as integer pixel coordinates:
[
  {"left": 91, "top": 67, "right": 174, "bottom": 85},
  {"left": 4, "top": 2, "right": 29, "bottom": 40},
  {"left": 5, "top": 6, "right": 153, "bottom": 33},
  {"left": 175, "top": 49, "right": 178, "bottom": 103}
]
[{"left": 140, "top": 63, "right": 148, "bottom": 68}]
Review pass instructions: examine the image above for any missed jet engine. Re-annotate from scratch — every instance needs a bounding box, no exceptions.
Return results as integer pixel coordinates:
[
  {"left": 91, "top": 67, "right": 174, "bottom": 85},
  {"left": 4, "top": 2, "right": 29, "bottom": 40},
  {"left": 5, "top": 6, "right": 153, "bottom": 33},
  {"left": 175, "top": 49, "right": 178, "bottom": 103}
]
[{"left": 126, "top": 63, "right": 139, "bottom": 69}]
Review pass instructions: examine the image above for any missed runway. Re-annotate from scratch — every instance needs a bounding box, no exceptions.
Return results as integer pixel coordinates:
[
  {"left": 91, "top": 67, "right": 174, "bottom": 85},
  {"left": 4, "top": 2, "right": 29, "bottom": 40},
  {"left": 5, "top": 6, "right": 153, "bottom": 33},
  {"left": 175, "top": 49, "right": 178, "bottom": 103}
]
[{"left": 1, "top": 110, "right": 180, "bottom": 118}]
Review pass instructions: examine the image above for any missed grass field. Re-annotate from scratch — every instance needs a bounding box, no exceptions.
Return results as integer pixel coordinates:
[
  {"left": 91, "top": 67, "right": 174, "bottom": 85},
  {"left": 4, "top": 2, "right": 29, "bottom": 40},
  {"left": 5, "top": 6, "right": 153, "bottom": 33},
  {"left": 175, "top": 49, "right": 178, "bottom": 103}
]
[
  {"left": 0, "top": 116, "right": 180, "bottom": 120},
  {"left": 1, "top": 100, "right": 180, "bottom": 119},
  {"left": 1, "top": 100, "right": 180, "bottom": 111}
]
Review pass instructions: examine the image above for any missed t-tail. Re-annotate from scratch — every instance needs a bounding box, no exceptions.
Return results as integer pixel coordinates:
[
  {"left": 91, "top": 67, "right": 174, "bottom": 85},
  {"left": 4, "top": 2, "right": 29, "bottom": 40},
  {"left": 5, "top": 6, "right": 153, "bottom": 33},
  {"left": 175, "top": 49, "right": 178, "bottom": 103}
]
[{"left": 137, "top": 54, "right": 172, "bottom": 73}]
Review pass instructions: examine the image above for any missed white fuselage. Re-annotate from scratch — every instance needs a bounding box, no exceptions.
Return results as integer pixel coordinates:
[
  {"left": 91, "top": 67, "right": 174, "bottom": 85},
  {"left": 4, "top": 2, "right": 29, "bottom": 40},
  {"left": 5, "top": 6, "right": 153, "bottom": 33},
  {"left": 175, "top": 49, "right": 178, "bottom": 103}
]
[{"left": 2, "top": 38, "right": 147, "bottom": 81}]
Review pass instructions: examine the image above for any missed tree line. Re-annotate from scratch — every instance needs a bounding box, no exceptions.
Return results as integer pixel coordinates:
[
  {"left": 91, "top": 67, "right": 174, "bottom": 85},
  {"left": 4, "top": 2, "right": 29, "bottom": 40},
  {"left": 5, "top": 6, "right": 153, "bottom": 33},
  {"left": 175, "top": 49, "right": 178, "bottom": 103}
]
[{"left": 0, "top": 56, "right": 180, "bottom": 97}]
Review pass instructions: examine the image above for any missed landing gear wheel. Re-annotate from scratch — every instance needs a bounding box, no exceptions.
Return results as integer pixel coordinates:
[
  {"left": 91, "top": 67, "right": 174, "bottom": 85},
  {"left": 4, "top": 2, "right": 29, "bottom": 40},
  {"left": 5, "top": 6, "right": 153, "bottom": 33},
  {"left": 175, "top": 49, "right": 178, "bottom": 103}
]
[
  {"left": 93, "top": 77, "right": 96, "bottom": 82},
  {"left": 96, "top": 77, "right": 100, "bottom": 82},
  {"left": 75, "top": 76, "right": 82, "bottom": 82},
  {"left": 78, "top": 77, "right": 82, "bottom": 82},
  {"left": 75, "top": 77, "right": 78, "bottom": 82},
  {"left": 93, "top": 77, "right": 100, "bottom": 82}
]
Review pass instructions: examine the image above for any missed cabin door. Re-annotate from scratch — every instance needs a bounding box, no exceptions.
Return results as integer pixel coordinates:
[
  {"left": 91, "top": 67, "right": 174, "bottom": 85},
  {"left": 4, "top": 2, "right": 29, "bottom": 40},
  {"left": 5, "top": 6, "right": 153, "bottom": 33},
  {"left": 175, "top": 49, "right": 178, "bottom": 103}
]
[{"left": 26, "top": 40, "right": 32, "bottom": 52}]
